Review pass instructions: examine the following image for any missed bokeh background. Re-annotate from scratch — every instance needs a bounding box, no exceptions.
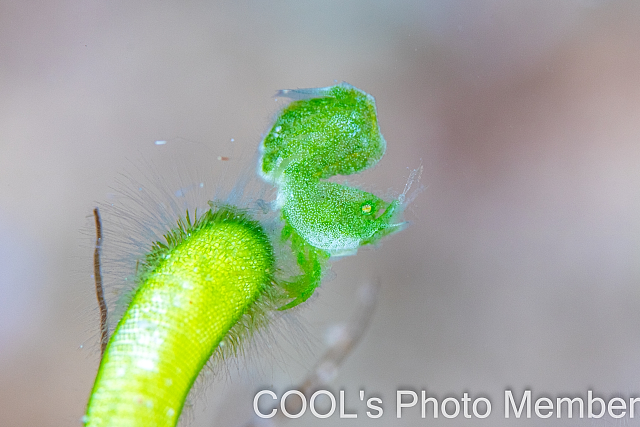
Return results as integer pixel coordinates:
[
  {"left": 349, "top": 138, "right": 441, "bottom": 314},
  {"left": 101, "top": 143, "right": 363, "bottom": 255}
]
[{"left": 2, "top": 0, "right": 640, "bottom": 426}]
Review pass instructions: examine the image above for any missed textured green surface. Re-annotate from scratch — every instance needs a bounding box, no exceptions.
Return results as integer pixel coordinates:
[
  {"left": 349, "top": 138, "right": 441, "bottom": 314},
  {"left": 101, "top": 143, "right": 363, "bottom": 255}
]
[
  {"left": 84, "top": 208, "right": 274, "bottom": 426},
  {"left": 260, "top": 83, "right": 386, "bottom": 182},
  {"left": 259, "top": 83, "right": 404, "bottom": 308}
]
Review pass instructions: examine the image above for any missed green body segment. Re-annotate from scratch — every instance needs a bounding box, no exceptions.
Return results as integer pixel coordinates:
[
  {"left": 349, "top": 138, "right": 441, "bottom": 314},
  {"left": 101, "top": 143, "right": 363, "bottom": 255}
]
[
  {"left": 260, "top": 83, "right": 387, "bottom": 183},
  {"left": 85, "top": 211, "right": 274, "bottom": 427},
  {"left": 281, "top": 175, "right": 402, "bottom": 255}
]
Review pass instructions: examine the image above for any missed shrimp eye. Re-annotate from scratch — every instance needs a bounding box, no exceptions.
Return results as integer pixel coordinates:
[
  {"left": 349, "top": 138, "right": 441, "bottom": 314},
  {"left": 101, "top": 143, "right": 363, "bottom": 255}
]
[{"left": 361, "top": 203, "right": 373, "bottom": 215}]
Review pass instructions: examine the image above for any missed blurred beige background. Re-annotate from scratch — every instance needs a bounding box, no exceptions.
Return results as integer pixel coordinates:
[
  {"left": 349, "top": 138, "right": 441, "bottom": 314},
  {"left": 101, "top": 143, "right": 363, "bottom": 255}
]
[{"left": 2, "top": 0, "right": 640, "bottom": 426}]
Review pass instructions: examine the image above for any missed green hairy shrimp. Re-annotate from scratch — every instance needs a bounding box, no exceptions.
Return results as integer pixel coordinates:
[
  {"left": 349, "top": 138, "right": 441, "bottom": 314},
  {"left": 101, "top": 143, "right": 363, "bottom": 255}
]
[{"left": 84, "top": 83, "right": 407, "bottom": 426}]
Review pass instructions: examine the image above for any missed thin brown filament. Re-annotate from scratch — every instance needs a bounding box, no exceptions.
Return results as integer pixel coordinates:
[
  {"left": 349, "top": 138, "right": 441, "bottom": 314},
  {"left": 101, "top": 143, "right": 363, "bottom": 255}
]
[{"left": 93, "top": 207, "right": 109, "bottom": 358}]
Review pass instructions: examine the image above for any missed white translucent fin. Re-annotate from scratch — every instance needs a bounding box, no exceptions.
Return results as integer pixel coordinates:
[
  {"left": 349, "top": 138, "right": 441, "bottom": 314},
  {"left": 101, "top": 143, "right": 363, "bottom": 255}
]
[{"left": 398, "top": 162, "right": 424, "bottom": 207}]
